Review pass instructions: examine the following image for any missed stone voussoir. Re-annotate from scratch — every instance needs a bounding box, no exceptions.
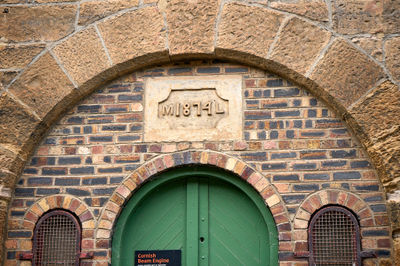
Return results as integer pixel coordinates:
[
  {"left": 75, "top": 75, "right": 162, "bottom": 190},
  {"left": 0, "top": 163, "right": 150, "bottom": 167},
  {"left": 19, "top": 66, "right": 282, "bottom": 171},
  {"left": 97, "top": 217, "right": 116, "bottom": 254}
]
[
  {"left": 0, "top": 92, "right": 41, "bottom": 151},
  {"left": 78, "top": 0, "right": 140, "bottom": 26},
  {"left": 310, "top": 38, "right": 386, "bottom": 109},
  {"left": 270, "top": 0, "right": 329, "bottom": 22},
  {"left": 217, "top": 2, "right": 285, "bottom": 59},
  {"left": 384, "top": 37, "right": 400, "bottom": 82},
  {"left": 269, "top": 16, "right": 331, "bottom": 76},
  {"left": 0, "top": 5, "right": 77, "bottom": 42},
  {"left": 53, "top": 26, "right": 113, "bottom": 90},
  {"left": 7, "top": 52, "right": 77, "bottom": 121},
  {"left": 165, "top": 0, "right": 220, "bottom": 56},
  {"left": 348, "top": 80, "right": 400, "bottom": 189},
  {"left": 97, "top": 6, "right": 168, "bottom": 70}
]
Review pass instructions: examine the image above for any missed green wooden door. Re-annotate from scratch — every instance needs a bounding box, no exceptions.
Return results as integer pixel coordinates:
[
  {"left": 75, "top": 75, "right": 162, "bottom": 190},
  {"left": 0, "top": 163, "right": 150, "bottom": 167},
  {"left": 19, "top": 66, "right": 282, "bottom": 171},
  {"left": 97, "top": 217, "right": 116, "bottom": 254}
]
[{"left": 112, "top": 167, "right": 278, "bottom": 266}]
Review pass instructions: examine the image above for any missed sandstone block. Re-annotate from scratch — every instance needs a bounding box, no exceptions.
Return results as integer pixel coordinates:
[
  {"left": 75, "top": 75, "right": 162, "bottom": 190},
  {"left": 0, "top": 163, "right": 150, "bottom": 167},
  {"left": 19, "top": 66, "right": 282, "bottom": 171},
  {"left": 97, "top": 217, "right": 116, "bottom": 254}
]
[
  {"left": 0, "top": 44, "right": 44, "bottom": 69},
  {"left": 352, "top": 37, "right": 383, "bottom": 61},
  {"left": 310, "top": 38, "right": 385, "bottom": 108},
  {"left": 98, "top": 7, "right": 168, "bottom": 68},
  {"left": 217, "top": 3, "right": 284, "bottom": 58},
  {"left": 382, "top": 0, "right": 400, "bottom": 34},
  {"left": 349, "top": 81, "right": 400, "bottom": 188},
  {"left": 0, "top": 5, "right": 77, "bottom": 42},
  {"left": 78, "top": 0, "right": 139, "bottom": 26},
  {"left": 270, "top": 17, "right": 331, "bottom": 76},
  {"left": 332, "top": 0, "right": 383, "bottom": 34},
  {"left": 270, "top": 0, "right": 328, "bottom": 22},
  {"left": 165, "top": 0, "right": 219, "bottom": 56},
  {"left": 8, "top": 53, "right": 76, "bottom": 120},
  {"left": 0, "top": 93, "right": 40, "bottom": 148},
  {"left": 53, "top": 26, "right": 112, "bottom": 88},
  {"left": 0, "top": 170, "right": 17, "bottom": 193},
  {"left": 0, "top": 71, "right": 17, "bottom": 88},
  {"left": 384, "top": 37, "right": 400, "bottom": 82}
]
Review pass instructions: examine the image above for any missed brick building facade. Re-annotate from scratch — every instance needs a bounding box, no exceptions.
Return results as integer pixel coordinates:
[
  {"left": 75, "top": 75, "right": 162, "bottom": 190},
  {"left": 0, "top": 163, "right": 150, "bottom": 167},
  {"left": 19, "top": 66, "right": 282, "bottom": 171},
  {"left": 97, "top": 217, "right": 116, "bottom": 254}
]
[{"left": 0, "top": 0, "right": 399, "bottom": 265}]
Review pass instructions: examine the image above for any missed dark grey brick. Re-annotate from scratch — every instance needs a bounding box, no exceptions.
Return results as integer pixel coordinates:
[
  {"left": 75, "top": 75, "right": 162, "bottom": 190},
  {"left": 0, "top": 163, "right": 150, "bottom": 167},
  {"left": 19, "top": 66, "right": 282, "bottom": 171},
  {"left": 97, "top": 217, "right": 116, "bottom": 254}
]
[
  {"left": 274, "top": 88, "right": 299, "bottom": 97},
  {"left": 83, "top": 177, "right": 107, "bottom": 185},
  {"left": 70, "top": 167, "right": 94, "bottom": 174},
  {"left": 370, "top": 204, "right": 386, "bottom": 212},
  {"left": 261, "top": 163, "right": 286, "bottom": 170},
  {"left": 36, "top": 188, "right": 60, "bottom": 195},
  {"left": 98, "top": 167, "right": 123, "bottom": 173},
  {"left": 293, "top": 184, "right": 319, "bottom": 191},
  {"left": 197, "top": 67, "right": 220, "bottom": 73},
  {"left": 271, "top": 152, "right": 296, "bottom": 159},
  {"left": 282, "top": 194, "right": 305, "bottom": 204},
  {"left": 58, "top": 157, "right": 81, "bottom": 165},
  {"left": 66, "top": 188, "right": 90, "bottom": 196},
  {"left": 273, "top": 174, "right": 299, "bottom": 181},
  {"left": 275, "top": 110, "right": 300, "bottom": 117},
  {"left": 333, "top": 171, "right": 361, "bottom": 180},
  {"left": 304, "top": 173, "right": 330, "bottom": 180},
  {"left": 15, "top": 188, "right": 34, "bottom": 197},
  {"left": 331, "top": 149, "right": 356, "bottom": 158},
  {"left": 362, "top": 230, "right": 389, "bottom": 237},
  {"left": 27, "top": 177, "right": 52, "bottom": 185},
  {"left": 55, "top": 178, "right": 80, "bottom": 186},
  {"left": 8, "top": 231, "right": 32, "bottom": 238},
  {"left": 293, "top": 163, "right": 316, "bottom": 170}
]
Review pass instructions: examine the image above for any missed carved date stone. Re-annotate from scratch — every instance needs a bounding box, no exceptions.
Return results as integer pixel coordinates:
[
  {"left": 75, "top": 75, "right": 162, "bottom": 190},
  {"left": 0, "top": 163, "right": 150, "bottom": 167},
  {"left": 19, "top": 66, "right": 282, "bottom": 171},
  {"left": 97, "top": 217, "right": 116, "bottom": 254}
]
[{"left": 144, "top": 75, "right": 243, "bottom": 142}]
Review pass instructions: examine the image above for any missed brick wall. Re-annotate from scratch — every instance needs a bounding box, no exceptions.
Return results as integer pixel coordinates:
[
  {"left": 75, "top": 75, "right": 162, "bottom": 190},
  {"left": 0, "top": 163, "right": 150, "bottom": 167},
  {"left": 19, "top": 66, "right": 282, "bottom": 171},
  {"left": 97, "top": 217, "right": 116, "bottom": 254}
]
[{"left": 5, "top": 62, "right": 391, "bottom": 265}]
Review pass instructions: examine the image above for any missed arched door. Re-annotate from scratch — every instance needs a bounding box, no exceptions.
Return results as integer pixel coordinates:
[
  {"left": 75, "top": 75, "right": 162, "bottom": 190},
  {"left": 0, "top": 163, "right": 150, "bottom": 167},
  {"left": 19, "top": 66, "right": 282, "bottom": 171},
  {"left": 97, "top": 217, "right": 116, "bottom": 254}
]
[{"left": 112, "top": 166, "right": 278, "bottom": 266}]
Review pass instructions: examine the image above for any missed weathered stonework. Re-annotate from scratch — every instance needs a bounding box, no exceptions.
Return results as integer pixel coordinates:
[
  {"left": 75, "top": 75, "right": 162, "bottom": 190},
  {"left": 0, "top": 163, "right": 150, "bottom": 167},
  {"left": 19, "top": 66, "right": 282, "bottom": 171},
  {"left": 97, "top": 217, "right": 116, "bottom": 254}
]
[
  {"left": 7, "top": 53, "right": 76, "bottom": 120},
  {"left": 53, "top": 26, "right": 112, "bottom": 88},
  {"left": 270, "top": 17, "right": 331, "bottom": 76},
  {"left": 349, "top": 81, "right": 400, "bottom": 190},
  {"left": 0, "top": 0, "right": 399, "bottom": 264},
  {"left": 0, "top": 44, "right": 44, "bottom": 69},
  {"left": 97, "top": 7, "right": 168, "bottom": 68},
  {"left": 165, "top": 0, "right": 219, "bottom": 56},
  {"left": 78, "top": 0, "right": 139, "bottom": 26},
  {"left": 217, "top": 3, "right": 284, "bottom": 58},
  {"left": 385, "top": 37, "right": 400, "bottom": 82},
  {"left": 270, "top": 0, "right": 329, "bottom": 22},
  {"left": 310, "top": 39, "right": 385, "bottom": 108},
  {"left": 0, "top": 5, "right": 77, "bottom": 42},
  {"left": 4, "top": 63, "right": 392, "bottom": 265}
]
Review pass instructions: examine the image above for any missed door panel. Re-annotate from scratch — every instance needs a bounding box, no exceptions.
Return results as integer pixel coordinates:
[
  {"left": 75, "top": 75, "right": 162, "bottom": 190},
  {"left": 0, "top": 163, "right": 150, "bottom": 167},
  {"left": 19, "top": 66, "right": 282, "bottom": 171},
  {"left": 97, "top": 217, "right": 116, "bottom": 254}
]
[{"left": 112, "top": 168, "right": 278, "bottom": 266}]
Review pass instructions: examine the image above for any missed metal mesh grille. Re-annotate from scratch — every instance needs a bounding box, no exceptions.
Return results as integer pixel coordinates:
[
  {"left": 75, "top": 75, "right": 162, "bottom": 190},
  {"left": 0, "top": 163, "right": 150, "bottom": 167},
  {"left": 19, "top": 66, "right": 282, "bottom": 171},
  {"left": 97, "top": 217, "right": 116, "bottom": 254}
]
[
  {"left": 34, "top": 213, "right": 79, "bottom": 265},
  {"left": 311, "top": 209, "right": 357, "bottom": 265}
]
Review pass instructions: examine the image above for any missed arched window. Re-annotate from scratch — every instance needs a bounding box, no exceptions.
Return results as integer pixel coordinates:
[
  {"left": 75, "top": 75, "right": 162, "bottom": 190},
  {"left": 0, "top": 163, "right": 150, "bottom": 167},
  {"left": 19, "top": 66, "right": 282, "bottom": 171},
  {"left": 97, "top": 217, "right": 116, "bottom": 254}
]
[
  {"left": 33, "top": 210, "right": 81, "bottom": 265},
  {"left": 308, "top": 206, "right": 361, "bottom": 266}
]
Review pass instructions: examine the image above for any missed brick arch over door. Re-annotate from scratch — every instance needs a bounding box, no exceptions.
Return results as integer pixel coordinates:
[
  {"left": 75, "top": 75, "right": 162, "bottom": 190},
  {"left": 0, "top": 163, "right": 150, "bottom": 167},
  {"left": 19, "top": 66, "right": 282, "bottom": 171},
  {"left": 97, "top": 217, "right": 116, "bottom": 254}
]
[
  {"left": 0, "top": 1, "right": 399, "bottom": 263},
  {"left": 96, "top": 150, "right": 291, "bottom": 251}
]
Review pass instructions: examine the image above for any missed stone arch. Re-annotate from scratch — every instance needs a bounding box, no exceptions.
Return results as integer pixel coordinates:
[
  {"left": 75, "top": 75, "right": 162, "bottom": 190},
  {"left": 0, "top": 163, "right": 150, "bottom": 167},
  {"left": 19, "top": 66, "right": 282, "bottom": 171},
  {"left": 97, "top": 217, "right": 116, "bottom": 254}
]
[
  {"left": 0, "top": 1, "right": 399, "bottom": 263},
  {"left": 2, "top": 3, "right": 397, "bottom": 200},
  {"left": 19, "top": 195, "right": 95, "bottom": 256},
  {"left": 292, "top": 189, "right": 388, "bottom": 254},
  {"left": 96, "top": 150, "right": 292, "bottom": 251}
]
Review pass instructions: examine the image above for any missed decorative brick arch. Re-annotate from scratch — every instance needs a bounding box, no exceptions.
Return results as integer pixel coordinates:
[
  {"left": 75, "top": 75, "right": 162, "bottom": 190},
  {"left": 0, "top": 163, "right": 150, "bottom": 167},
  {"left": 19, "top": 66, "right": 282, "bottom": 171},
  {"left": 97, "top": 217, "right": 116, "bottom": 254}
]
[
  {"left": 96, "top": 150, "right": 292, "bottom": 251},
  {"left": 21, "top": 195, "right": 95, "bottom": 256},
  {"left": 0, "top": 1, "right": 399, "bottom": 263},
  {"left": 292, "top": 189, "right": 386, "bottom": 254}
]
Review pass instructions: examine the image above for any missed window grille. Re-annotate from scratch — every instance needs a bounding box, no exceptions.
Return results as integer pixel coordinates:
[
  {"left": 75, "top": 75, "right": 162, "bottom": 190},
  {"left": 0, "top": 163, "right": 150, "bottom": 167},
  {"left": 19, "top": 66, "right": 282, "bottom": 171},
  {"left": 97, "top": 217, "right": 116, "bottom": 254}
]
[
  {"left": 308, "top": 206, "right": 361, "bottom": 266},
  {"left": 33, "top": 210, "right": 81, "bottom": 266}
]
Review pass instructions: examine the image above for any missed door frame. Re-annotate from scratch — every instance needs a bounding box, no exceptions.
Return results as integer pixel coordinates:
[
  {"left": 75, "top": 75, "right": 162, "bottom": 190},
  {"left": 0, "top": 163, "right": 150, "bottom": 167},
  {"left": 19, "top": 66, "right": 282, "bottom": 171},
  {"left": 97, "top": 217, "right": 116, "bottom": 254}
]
[{"left": 111, "top": 165, "right": 279, "bottom": 266}]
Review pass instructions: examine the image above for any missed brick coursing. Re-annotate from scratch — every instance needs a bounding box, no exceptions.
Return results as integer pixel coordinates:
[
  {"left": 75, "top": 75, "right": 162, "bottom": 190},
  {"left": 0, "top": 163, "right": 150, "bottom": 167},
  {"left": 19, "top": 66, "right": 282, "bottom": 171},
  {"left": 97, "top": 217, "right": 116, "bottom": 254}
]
[{"left": 6, "top": 62, "right": 391, "bottom": 265}]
